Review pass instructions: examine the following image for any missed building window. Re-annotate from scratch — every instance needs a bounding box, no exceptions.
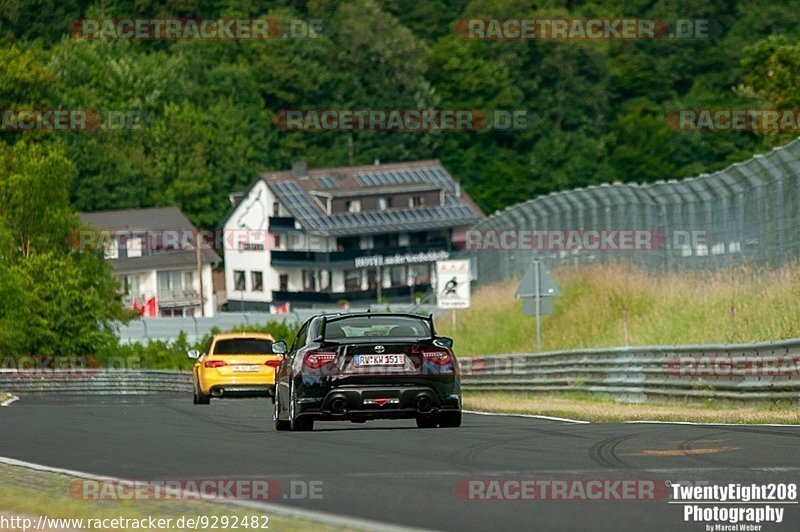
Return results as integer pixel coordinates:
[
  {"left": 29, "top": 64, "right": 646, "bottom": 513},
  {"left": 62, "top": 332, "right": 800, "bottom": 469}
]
[
  {"left": 373, "top": 233, "right": 399, "bottom": 248},
  {"left": 409, "top": 264, "right": 430, "bottom": 285},
  {"left": 158, "top": 270, "right": 192, "bottom": 296},
  {"left": 409, "top": 232, "right": 427, "bottom": 246},
  {"left": 273, "top": 234, "right": 281, "bottom": 249},
  {"left": 302, "top": 270, "right": 316, "bottom": 291},
  {"left": 279, "top": 274, "right": 288, "bottom": 291},
  {"left": 377, "top": 197, "right": 392, "bottom": 211},
  {"left": 123, "top": 275, "right": 141, "bottom": 296},
  {"left": 273, "top": 202, "right": 280, "bottom": 216},
  {"left": 127, "top": 237, "right": 142, "bottom": 258},
  {"left": 337, "top": 236, "right": 360, "bottom": 251},
  {"left": 344, "top": 269, "right": 361, "bottom": 291},
  {"left": 346, "top": 200, "right": 361, "bottom": 213},
  {"left": 390, "top": 265, "right": 405, "bottom": 287},
  {"left": 104, "top": 239, "right": 119, "bottom": 260},
  {"left": 251, "top": 271, "right": 263, "bottom": 291},
  {"left": 234, "top": 270, "right": 246, "bottom": 291},
  {"left": 409, "top": 195, "right": 425, "bottom": 208},
  {"left": 320, "top": 270, "right": 331, "bottom": 291}
]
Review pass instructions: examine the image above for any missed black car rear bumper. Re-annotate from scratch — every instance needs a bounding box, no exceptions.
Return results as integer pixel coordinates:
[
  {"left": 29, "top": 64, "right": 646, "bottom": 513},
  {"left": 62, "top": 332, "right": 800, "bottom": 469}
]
[
  {"left": 296, "top": 386, "right": 460, "bottom": 420},
  {"left": 208, "top": 384, "right": 274, "bottom": 398}
]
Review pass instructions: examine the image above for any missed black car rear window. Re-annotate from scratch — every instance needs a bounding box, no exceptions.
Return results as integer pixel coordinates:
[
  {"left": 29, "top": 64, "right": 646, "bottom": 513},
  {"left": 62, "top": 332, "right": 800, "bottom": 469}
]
[
  {"left": 324, "top": 316, "right": 431, "bottom": 340},
  {"left": 212, "top": 339, "right": 273, "bottom": 355}
]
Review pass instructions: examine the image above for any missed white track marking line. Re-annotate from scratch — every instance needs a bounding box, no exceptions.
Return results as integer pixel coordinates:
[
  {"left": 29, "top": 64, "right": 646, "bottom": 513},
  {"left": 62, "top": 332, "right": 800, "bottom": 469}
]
[
  {"left": 624, "top": 420, "right": 800, "bottom": 428},
  {"left": 0, "top": 456, "right": 431, "bottom": 532},
  {"left": 464, "top": 409, "right": 589, "bottom": 424},
  {"left": 0, "top": 395, "right": 19, "bottom": 407}
]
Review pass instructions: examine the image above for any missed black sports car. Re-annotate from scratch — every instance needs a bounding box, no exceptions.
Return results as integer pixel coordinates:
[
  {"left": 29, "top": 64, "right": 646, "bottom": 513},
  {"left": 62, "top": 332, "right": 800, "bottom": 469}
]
[{"left": 271, "top": 312, "right": 461, "bottom": 431}]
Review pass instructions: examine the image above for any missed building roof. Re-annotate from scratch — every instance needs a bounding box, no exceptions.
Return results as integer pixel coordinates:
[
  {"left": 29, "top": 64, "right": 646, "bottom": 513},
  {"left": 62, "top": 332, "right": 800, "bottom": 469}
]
[
  {"left": 80, "top": 207, "right": 196, "bottom": 232},
  {"left": 254, "top": 159, "right": 484, "bottom": 236},
  {"left": 80, "top": 207, "right": 221, "bottom": 269}
]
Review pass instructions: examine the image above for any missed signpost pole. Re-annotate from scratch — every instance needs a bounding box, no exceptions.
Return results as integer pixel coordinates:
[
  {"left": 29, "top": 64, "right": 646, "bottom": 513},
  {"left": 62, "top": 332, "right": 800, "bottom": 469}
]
[{"left": 534, "top": 259, "right": 542, "bottom": 352}]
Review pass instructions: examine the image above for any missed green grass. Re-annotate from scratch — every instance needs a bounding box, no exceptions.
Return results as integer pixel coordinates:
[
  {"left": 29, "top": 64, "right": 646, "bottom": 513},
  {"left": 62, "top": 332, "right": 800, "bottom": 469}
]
[
  {"left": 0, "top": 463, "right": 354, "bottom": 531},
  {"left": 464, "top": 392, "right": 800, "bottom": 424},
  {"left": 436, "top": 263, "right": 800, "bottom": 355}
]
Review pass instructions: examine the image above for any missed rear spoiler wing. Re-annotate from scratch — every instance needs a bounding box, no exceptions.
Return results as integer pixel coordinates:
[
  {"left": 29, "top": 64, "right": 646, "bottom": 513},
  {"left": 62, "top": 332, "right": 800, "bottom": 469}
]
[{"left": 317, "top": 312, "right": 439, "bottom": 341}]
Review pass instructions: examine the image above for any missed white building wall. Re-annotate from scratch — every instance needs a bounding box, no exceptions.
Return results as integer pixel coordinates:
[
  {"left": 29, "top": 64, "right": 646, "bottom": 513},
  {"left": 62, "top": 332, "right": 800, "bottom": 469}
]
[{"left": 223, "top": 180, "right": 273, "bottom": 303}]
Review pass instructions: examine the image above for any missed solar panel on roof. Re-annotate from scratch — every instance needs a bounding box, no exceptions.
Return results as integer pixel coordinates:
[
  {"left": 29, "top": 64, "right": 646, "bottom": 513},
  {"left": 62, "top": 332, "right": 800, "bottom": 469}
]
[
  {"left": 270, "top": 167, "right": 481, "bottom": 236},
  {"left": 314, "top": 175, "right": 337, "bottom": 189}
]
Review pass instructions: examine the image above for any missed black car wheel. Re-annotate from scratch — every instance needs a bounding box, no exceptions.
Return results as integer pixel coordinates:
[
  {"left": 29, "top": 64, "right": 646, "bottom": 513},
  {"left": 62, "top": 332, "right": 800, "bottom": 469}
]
[
  {"left": 289, "top": 385, "right": 313, "bottom": 431},
  {"left": 273, "top": 392, "right": 290, "bottom": 431},
  {"left": 439, "top": 411, "right": 462, "bottom": 428},
  {"left": 416, "top": 415, "right": 439, "bottom": 429},
  {"left": 194, "top": 383, "right": 210, "bottom": 405}
]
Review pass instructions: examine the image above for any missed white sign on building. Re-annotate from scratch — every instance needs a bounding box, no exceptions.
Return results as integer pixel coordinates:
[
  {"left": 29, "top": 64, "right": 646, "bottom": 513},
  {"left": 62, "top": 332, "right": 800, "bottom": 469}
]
[{"left": 436, "top": 259, "right": 471, "bottom": 309}]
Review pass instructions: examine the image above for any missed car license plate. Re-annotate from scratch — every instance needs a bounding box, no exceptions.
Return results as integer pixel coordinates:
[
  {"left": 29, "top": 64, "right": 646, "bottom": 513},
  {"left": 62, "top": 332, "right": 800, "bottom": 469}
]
[
  {"left": 354, "top": 354, "right": 405, "bottom": 366},
  {"left": 233, "top": 365, "right": 259, "bottom": 372}
]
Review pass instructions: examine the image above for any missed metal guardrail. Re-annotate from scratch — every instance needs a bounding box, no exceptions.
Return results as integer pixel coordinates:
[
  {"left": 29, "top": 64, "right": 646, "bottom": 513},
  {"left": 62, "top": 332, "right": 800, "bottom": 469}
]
[
  {"left": 460, "top": 338, "right": 800, "bottom": 403},
  {"left": 2, "top": 339, "right": 798, "bottom": 402},
  {"left": 0, "top": 370, "right": 192, "bottom": 395}
]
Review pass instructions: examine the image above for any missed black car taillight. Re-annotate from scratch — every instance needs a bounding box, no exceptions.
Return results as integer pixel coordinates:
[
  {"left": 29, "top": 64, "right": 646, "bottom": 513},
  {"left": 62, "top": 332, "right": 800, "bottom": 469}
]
[
  {"left": 423, "top": 351, "right": 452, "bottom": 365},
  {"left": 411, "top": 345, "right": 453, "bottom": 366},
  {"left": 304, "top": 351, "right": 337, "bottom": 369}
]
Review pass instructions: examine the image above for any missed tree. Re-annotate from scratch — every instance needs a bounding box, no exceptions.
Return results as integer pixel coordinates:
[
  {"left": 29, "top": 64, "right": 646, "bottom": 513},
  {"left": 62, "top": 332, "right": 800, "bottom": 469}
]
[
  {"left": 0, "top": 141, "right": 74, "bottom": 257},
  {"left": 0, "top": 140, "right": 130, "bottom": 355}
]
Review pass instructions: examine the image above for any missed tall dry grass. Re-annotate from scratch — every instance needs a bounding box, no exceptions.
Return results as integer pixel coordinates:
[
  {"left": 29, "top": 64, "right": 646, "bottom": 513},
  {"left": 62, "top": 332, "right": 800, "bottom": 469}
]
[{"left": 435, "top": 262, "right": 800, "bottom": 355}]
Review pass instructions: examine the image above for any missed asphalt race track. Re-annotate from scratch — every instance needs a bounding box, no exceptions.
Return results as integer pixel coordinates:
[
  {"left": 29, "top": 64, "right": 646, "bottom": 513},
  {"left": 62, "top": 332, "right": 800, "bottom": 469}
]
[{"left": 1, "top": 394, "right": 798, "bottom": 531}]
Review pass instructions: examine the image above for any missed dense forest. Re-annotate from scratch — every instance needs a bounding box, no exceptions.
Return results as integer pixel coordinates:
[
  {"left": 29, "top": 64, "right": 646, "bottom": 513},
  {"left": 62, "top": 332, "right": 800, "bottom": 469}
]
[
  {"left": 2, "top": 0, "right": 800, "bottom": 353},
  {"left": 3, "top": 0, "right": 800, "bottom": 225}
]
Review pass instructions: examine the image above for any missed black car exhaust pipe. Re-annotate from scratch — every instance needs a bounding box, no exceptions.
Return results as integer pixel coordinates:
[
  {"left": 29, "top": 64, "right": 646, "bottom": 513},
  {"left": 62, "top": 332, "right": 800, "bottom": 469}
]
[
  {"left": 416, "top": 395, "right": 432, "bottom": 413},
  {"left": 330, "top": 397, "right": 347, "bottom": 414},
  {"left": 211, "top": 389, "right": 223, "bottom": 397}
]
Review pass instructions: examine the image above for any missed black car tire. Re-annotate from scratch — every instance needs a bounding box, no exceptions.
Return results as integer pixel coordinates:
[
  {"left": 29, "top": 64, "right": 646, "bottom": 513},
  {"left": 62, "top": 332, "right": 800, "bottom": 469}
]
[
  {"left": 194, "top": 384, "right": 210, "bottom": 405},
  {"left": 289, "top": 385, "right": 314, "bottom": 431},
  {"left": 273, "top": 393, "right": 290, "bottom": 431},
  {"left": 416, "top": 415, "right": 439, "bottom": 429},
  {"left": 439, "top": 411, "right": 462, "bottom": 428}
]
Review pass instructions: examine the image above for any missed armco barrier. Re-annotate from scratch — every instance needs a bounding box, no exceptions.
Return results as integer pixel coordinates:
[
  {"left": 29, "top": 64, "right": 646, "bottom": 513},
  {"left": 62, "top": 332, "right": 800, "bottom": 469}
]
[
  {"left": 0, "top": 370, "right": 191, "bottom": 395},
  {"left": 2, "top": 339, "right": 799, "bottom": 402},
  {"left": 460, "top": 338, "right": 800, "bottom": 403}
]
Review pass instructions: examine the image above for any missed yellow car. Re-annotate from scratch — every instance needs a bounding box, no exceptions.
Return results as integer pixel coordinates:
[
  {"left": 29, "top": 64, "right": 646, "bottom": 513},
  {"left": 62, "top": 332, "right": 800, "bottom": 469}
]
[{"left": 188, "top": 332, "right": 287, "bottom": 405}]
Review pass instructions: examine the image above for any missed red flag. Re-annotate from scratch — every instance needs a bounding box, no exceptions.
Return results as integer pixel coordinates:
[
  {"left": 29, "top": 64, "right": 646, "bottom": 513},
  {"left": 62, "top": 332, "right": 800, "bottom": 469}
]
[{"left": 143, "top": 296, "right": 158, "bottom": 317}]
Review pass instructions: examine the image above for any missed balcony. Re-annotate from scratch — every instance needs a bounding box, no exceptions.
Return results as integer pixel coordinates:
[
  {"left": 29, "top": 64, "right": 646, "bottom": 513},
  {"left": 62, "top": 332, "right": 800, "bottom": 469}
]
[
  {"left": 157, "top": 289, "right": 201, "bottom": 307},
  {"left": 271, "top": 284, "right": 431, "bottom": 305},
  {"left": 268, "top": 216, "right": 298, "bottom": 231},
  {"left": 270, "top": 243, "right": 451, "bottom": 267}
]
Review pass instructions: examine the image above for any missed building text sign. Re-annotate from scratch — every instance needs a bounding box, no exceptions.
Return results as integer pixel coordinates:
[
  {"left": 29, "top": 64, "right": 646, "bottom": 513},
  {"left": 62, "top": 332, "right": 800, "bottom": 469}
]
[{"left": 355, "top": 250, "right": 449, "bottom": 268}]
